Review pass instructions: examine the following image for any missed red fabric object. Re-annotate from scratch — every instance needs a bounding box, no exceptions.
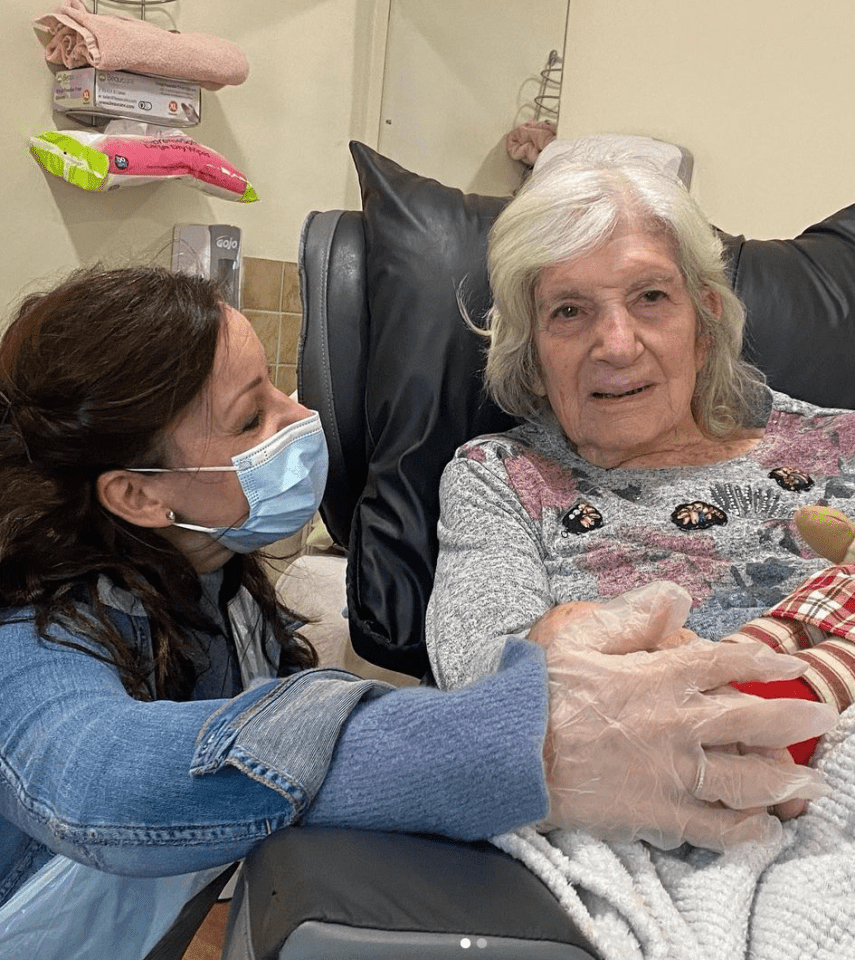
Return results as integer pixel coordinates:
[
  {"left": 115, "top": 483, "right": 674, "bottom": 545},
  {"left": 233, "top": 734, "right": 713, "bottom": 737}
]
[{"left": 731, "top": 677, "right": 822, "bottom": 765}]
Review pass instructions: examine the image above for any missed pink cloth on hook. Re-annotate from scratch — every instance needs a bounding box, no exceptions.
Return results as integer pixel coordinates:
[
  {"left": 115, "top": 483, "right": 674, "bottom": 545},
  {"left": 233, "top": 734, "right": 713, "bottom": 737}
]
[
  {"left": 505, "top": 120, "right": 556, "bottom": 167},
  {"left": 35, "top": 0, "right": 249, "bottom": 90}
]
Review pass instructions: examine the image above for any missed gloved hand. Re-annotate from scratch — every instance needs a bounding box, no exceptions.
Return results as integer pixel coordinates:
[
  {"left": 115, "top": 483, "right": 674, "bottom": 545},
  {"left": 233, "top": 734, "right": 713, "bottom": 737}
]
[
  {"left": 529, "top": 580, "right": 698, "bottom": 653},
  {"left": 541, "top": 582, "right": 838, "bottom": 851}
]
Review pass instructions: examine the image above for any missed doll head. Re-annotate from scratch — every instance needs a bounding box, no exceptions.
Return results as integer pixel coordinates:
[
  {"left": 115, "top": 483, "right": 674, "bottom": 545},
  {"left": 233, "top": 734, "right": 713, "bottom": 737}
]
[{"left": 794, "top": 505, "right": 855, "bottom": 564}]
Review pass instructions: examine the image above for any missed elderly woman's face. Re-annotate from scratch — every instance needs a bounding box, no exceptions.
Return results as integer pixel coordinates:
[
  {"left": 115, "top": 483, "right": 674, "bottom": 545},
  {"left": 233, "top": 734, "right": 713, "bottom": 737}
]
[{"left": 533, "top": 226, "right": 711, "bottom": 469}]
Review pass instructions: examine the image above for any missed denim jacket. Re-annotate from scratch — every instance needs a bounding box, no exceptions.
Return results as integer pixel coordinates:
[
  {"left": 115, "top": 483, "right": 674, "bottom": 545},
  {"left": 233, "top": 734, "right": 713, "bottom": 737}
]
[{"left": 0, "top": 578, "right": 549, "bottom": 906}]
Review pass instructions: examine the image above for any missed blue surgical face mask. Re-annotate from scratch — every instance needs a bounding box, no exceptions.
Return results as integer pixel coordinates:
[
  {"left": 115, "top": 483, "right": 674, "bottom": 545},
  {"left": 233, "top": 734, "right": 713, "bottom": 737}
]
[{"left": 132, "top": 411, "right": 328, "bottom": 553}]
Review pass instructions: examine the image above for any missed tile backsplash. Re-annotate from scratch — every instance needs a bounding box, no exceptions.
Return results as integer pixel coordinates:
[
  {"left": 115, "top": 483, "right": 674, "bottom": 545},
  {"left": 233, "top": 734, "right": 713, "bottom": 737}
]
[{"left": 241, "top": 257, "right": 301, "bottom": 396}]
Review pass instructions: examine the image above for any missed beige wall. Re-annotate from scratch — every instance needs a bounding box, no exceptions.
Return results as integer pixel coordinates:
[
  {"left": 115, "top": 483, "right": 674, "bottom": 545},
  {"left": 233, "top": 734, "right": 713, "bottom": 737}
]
[
  {"left": 2, "top": 0, "right": 560, "bottom": 320},
  {"left": 7, "top": 0, "right": 853, "bottom": 323},
  {"left": 558, "top": 0, "right": 855, "bottom": 239},
  {"left": 1, "top": 0, "right": 388, "bottom": 314},
  {"left": 378, "top": 0, "right": 567, "bottom": 196}
]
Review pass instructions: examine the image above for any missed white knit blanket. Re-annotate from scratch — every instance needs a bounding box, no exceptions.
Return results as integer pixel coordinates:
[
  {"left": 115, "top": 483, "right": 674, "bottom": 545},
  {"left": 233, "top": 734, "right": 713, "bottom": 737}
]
[{"left": 493, "top": 706, "right": 855, "bottom": 960}]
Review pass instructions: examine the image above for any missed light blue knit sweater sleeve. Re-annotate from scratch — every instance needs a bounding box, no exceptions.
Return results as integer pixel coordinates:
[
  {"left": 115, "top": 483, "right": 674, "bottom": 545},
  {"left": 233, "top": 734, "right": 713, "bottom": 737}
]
[{"left": 303, "top": 638, "right": 550, "bottom": 839}]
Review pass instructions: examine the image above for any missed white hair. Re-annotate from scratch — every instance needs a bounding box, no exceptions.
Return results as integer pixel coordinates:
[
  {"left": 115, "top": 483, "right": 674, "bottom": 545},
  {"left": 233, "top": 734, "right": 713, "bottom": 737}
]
[{"left": 478, "top": 156, "right": 765, "bottom": 437}]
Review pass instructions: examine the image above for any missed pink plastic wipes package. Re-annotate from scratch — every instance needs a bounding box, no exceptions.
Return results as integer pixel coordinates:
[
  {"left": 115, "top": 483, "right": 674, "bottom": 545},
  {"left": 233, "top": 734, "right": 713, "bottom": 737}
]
[{"left": 30, "top": 129, "right": 258, "bottom": 202}]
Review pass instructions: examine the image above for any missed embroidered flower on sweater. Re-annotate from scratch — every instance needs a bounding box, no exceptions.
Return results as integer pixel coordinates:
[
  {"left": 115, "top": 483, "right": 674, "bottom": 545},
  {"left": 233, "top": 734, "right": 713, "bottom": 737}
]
[
  {"left": 671, "top": 501, "right": 728, "bottom": 531},
  {"left": 768, "top": 466, "right": 814, "bottom": 492},
  {"left": 560, "top": 501, "right": 604, "bottom": 535}
]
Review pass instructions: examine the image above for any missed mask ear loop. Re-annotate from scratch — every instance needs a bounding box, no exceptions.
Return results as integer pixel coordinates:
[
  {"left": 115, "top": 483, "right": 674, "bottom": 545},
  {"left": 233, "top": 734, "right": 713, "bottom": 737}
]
[{"left": 128, "top": 465, "right": 240, "bottom": 473}]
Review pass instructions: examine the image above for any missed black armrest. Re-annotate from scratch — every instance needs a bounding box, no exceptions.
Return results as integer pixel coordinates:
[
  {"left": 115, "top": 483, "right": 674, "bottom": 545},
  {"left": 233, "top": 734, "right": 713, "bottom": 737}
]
[{"left": 223, "top": 827, "right": 600, "bottom": 960}]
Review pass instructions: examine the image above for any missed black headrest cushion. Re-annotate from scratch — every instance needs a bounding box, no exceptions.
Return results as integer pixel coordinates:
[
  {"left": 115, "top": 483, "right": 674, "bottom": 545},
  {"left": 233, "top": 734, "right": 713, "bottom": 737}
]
[{"left": 345, "top": 142, "right": 515, "bottom": 678}]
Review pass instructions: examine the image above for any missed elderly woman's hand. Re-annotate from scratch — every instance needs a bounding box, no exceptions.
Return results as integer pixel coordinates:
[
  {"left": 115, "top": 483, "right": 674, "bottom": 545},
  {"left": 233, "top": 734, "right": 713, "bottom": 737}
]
[
  {"left": 528, "top": 581, "right": 701, "bottom": 653},
  {"left": 536, "top": 582, "right": 838, "bottom": 850}
]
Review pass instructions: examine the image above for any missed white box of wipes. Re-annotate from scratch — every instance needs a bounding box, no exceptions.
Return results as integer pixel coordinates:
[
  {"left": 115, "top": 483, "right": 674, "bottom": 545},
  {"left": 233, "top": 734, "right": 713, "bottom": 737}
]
[{"left": 53, "top": 68, "right": 201, "bottom": 128}]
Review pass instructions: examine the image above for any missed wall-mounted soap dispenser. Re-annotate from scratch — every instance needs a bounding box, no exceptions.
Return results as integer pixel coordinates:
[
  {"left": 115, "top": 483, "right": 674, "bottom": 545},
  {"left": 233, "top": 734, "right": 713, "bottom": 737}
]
[{"left": 172, "top": 223, "right": 242, "bottom": 309}]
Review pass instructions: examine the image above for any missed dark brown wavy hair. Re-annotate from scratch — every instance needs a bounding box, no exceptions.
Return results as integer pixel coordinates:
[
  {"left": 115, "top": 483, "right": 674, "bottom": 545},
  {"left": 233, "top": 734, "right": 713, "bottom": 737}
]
[{"left": 0, "top": 266, "right": 317, "bottom": 700}]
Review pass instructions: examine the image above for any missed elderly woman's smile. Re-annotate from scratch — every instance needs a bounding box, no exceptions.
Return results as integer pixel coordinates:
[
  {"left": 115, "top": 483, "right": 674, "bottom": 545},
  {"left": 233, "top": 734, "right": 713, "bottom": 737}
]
[
  {"left": 592, "top": 385, "right": 649, "bottom": 399},
  {"left": 533, "top": 225, "right": 712, "bottom": 469}
]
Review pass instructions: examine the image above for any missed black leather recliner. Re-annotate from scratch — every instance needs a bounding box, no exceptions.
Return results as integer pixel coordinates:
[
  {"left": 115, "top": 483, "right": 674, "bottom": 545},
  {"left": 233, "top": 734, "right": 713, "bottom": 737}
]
[{"left": 222, "top": 142, "right": 855, "bottom": 959}]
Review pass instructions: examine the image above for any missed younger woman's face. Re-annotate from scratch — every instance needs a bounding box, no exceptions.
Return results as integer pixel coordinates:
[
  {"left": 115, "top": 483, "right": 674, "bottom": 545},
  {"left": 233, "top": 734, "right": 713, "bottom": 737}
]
[{"left": 152, "top": 305, "right": 312, "bottom": 569}]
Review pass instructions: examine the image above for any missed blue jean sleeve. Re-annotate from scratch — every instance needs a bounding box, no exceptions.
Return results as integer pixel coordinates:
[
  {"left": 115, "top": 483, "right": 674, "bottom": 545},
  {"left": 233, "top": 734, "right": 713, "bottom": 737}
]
[
  {"left": 190, "top": 669, "right": 393, "bottom": 810},
  {"left": 0, "top": 608, "right": 548, "bottom": 884}
]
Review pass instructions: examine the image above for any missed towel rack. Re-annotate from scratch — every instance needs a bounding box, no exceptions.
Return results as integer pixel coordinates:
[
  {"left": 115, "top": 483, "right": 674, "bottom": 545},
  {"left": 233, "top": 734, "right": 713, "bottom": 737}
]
[
  {"left": 92, "top": 0, "right": 177, "bottom": 20},
  {"left": 533, "top": 48, "right": 563, "bottom": 122}
]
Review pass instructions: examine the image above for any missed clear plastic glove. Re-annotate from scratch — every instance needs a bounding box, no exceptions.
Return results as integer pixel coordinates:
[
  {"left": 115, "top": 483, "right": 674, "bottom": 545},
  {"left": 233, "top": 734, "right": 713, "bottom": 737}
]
[
  {"left": 542, "top": 582, "right": 838, "bottom": 851},
  {"left": 529, "top": 580, "right": 697, "bottom": 653}
]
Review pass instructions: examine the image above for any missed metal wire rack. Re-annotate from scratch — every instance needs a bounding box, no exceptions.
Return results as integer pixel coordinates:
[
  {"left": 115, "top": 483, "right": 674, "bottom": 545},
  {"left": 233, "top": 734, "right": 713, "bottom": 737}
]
[
  {"left": 91, "top": 0, "right": 177, "bottom": 19},
  {"left": 533, "top": 48, "right": 563, "bottom": 122}
]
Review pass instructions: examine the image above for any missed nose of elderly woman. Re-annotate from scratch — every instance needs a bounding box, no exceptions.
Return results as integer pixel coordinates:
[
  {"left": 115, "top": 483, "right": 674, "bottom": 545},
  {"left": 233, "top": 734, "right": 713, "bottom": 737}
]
[{"left": 591, "top": 306, "right": 644, "bottom": 366}]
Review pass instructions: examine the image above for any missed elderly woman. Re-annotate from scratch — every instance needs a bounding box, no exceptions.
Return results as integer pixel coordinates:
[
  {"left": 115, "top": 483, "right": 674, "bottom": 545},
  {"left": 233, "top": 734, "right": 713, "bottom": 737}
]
[{"left": 426, "top": 156, "right": 854, "bottom": 819}]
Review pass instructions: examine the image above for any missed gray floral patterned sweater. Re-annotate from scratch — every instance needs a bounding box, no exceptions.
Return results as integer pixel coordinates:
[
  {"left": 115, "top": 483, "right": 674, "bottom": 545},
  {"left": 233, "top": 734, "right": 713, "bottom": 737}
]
[{"left": 426, "top": 389, "right": 855, "bottom": 689}]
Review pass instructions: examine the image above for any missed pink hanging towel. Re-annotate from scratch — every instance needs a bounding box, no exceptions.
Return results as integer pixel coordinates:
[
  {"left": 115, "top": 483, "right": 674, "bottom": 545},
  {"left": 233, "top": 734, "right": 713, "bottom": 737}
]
[
  {"left": 36, "top": 0, "right": 249, "bottom": 90},
  {"left": 505, "top": 120, "right": 556, "bottom": 167}
]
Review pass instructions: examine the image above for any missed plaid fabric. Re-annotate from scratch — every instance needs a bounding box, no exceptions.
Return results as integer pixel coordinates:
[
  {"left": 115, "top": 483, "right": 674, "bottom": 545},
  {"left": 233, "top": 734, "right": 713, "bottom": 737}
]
[
  {"left": 768, "top": 564, "right": 855, "bottom": 634},
  {"left": 723, "top": 565, "right": 855, "bottom": 711}
]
